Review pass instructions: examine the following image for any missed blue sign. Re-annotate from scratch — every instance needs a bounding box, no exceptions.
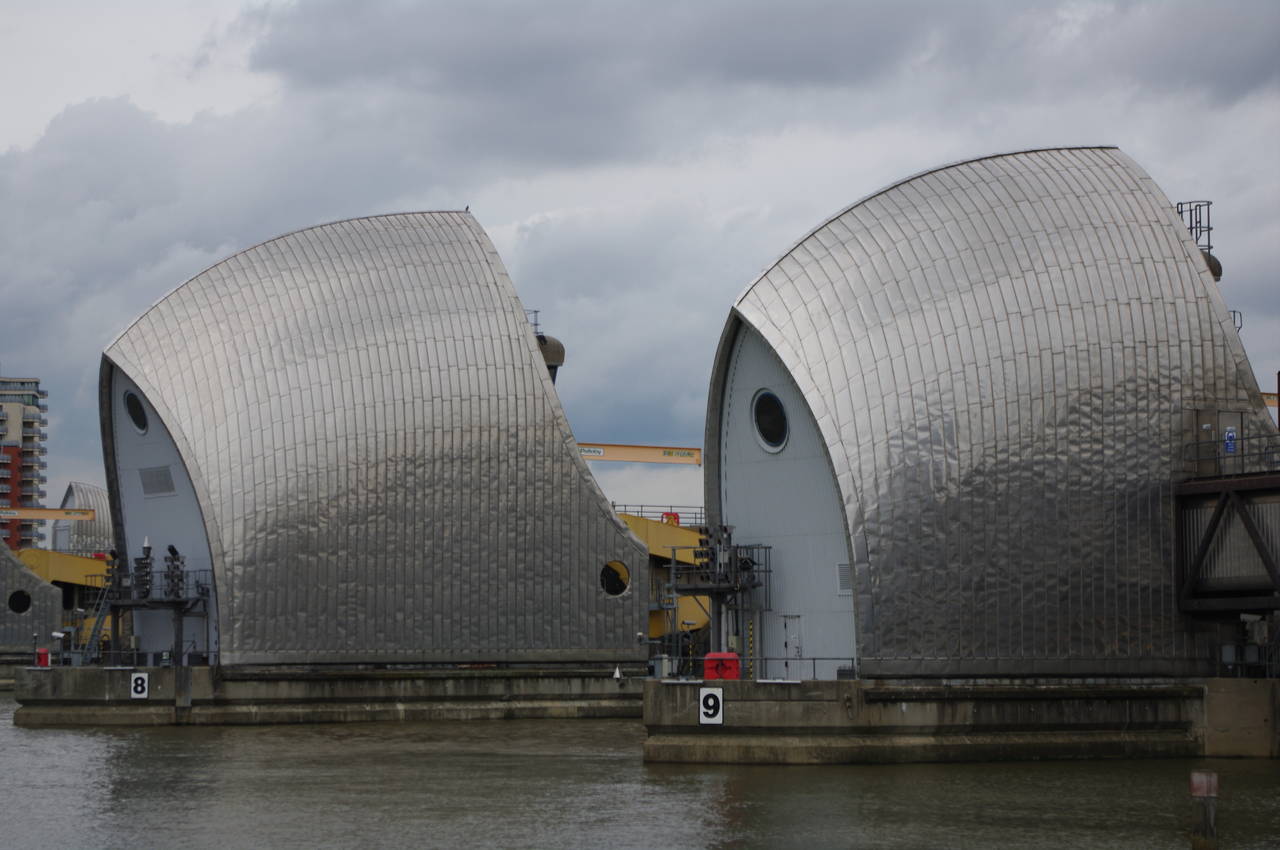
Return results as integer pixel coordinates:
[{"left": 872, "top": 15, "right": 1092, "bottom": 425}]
[{"left": 1224, "top": 427, "right": 1237, "bottom": 455}]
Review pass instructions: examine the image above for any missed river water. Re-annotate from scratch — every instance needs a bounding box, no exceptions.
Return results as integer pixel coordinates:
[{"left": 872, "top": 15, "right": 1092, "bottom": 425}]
[{"left": 2, "top": 695, "right": 1277, "bottom": 849}]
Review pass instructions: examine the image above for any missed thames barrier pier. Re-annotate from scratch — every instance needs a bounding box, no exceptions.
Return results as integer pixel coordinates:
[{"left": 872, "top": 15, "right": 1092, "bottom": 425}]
[
  {"left": 15, "top": 665, "right": 646, "bottom": 726},
  {"left": 642, "top": 678, "right": 1278, "bottom": 763}
]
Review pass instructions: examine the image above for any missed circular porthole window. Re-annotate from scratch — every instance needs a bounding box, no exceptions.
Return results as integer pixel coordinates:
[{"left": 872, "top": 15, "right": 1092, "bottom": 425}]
[
  {"left": 600, "top": 561, "right": 630, "bottom": 596},
  {"left": 752, "top": 390, "right": 788, "bottom": 452},
  {"left": 8, "top": 590, "right": 32, "bottom": 614},
  {"left": 123, "top": 391, "right": 148, "bottom": 434}
]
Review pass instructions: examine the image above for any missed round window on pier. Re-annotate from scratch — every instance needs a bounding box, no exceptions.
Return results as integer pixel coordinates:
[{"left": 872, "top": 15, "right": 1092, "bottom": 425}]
[
  {"left": 8, "top": 590, "right": 32, "bottom": 614},
  {"left": 124, "top": 391, "right": 148, "bottom": 434},
  {"left": 600, "top": 561, "right": 630, "bottom": 596},
  {"left": 752, "top": 390, "right": 788, "bottom": 452}
]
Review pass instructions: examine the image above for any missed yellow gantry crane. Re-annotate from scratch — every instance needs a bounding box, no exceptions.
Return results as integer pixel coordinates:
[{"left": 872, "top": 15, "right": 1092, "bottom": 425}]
[
  {"left": 0, "top": 508, "right": 96, "bottom": 521},
  {"left": 576, "top": 443, "right": 702, "bottom": 465}
]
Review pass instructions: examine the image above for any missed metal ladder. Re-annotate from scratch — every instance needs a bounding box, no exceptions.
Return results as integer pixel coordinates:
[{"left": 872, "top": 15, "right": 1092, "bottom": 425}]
[{"left": 81, "top": 563, "right": 118, "bottom": 663}]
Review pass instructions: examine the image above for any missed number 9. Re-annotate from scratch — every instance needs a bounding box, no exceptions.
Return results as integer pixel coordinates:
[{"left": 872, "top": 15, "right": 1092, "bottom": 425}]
[{"left": 702, "top": 692, "right": 720, "bottom": 718}]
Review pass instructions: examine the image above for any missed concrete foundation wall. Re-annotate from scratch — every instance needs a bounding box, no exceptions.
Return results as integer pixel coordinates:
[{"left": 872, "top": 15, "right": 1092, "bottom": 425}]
[
  {"left": 1204, "top": 677, "right": 1279, "bottom": 757},
  {"left": 16, "top": 667, "right": 1277, "bottom": 766},
  {"left": 644, "top": 678, "right": 1279, "bottom": 764},
  {"left": 14, "top": 666, "right": 645, "bottom": 726}
]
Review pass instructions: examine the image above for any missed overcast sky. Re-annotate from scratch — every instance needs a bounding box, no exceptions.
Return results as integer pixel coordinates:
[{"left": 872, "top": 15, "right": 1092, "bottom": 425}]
[{"left": 2, "top": 0, "right": 1277, "bottom": 515}]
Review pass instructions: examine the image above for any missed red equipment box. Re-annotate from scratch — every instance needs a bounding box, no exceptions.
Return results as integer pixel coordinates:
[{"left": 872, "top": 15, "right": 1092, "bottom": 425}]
[{"left": 704, "top": 652, "right": 741, "bottom": 680}]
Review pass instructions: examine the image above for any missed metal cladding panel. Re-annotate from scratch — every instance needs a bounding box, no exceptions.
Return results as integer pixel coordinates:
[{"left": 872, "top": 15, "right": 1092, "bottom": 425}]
[
  {"left": 0, "top": 545, "right": 60, "bottom": 654},
  {"left": 102, "top": 212, "right": 646, "bottom": 664},
  {"left": 707, "top": 147, "right": 1277, "bottom": 676},
  {"left": 55, "top": 482, "right": 113, "bottom": 556}
]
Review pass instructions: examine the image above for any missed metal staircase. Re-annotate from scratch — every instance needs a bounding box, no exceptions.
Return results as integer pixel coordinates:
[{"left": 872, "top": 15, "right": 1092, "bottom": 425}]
[{"left": 81, "top": 560, "right": 118, "bottom": 662}]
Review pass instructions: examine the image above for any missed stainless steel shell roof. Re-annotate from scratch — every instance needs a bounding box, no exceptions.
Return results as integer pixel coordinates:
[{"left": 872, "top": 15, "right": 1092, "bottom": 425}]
[
  {"left": 54, "top": 481, "right": 113, "bottom": 557},
  {"left": 102, "top": 212, "right": 647, "bottom": 665},
  {"left": 706, "top": 147, "right": 1276, "bottom": 676}
]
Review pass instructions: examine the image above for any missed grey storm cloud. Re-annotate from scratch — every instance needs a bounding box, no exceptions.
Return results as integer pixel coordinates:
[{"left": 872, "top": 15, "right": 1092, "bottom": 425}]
[
  {"left": 247, "top": 0, "right": 1280, "bottom": 147},
  {"left": 1, "top": 0, "right": 1275, "bottom": 510},
  {"left": 504, "top": 201, "right": 783, "bottom": 443}
]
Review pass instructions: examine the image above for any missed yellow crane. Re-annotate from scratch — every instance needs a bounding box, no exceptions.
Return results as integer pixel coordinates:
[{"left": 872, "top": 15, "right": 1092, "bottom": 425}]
[
  {"left": 576, "top": 443, "right": 702, "bottom": 465},
  {"left": 0, "top": 508, "right": 95, "bottom": 521}
]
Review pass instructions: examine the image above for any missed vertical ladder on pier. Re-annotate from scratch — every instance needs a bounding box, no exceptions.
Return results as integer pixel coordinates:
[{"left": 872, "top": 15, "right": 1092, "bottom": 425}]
[{"left": 81, "top": 563, "right": 117, "bottom": 662}]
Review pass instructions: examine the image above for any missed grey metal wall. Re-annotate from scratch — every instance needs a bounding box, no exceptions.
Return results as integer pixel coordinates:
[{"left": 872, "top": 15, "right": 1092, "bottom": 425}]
[
  {"left": 101, "top": 212, "right": 647, "bottom": 665},
  {"left": 51, "top": 482, "right": 113, "bottom": 556},
  {"left": 0, "top": 546, "right": 60, "bottom": 657},
  {"left": 718, "top": 322, "right": 855, "bottom": 679},
  {"left": 706, "top": 147, "right": 1276, "bottom": 676}
]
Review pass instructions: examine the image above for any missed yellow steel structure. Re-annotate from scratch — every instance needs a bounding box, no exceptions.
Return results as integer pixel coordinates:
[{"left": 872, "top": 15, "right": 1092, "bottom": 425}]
[
  {"left": 17, "top": 549, "right": 112, "bottom": 643},
  {"left": 17, "top": 548, "right": 106, "bottom": 586},
  {"left": 1264, "top": 392, "right": 1277, "bottom": 409},
  {"left": 0, "top": 507, "right": 96, "bottom": 521},
  {"left": 620, "top": 514, "right": 702, "bottom": 566},
  {"left": 619, "top": 513, "right": 710, "bottom": 638},
  {"left": 577, "top": 443, "right": 702, "bottom": 465}
]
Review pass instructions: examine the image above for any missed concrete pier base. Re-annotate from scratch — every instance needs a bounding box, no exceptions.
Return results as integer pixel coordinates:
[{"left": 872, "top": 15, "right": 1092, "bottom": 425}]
[
  {"left": 643, "top": 678, "right": 1279, "bottom": 764},
  {"left": 14, "top": 665, "right": 645, "bottom": 726}
]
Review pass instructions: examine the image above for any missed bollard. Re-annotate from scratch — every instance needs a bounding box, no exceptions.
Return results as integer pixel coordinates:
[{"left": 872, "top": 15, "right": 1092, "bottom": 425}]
[{"left": 1189, "top": 770, "right": 1218, "bottom": 850}]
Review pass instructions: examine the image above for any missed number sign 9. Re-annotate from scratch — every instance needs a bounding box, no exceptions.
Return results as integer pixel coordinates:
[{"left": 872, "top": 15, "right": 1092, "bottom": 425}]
[
  {"left": 698, "top": 687, "right": 723, "bottom": 725},
  {"left": 130, "top": 672, "right": 149, "bottom": 700}
]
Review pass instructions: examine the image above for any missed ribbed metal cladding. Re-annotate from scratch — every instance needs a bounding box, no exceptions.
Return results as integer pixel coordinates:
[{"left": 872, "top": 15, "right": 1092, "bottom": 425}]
[
  {"left": 54, "top": 482, "right": 113, "bottom": 556},
  {"left": 0, "top": 545, "right": 60, "bottom": 654},
  {"left": 707, "top": 147, "right": 1277, "bottom": 676},
  {"left": 102, "top": 212, "right": 647, "bottom": 665}
]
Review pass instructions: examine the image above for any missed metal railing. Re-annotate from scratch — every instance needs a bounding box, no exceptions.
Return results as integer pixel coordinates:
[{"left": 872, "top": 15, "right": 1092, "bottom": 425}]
[
  {"left": 663, "top": 649, "right": 1280, "bottom": 681},
  {"left": 44, "top": 644, "right": 218, "bottom": 669},
  {"left": 1182, "top": 434, "right": 1280, "bottom": 478},
  {"left": 1213, "top": 640, "right": 1280, "bottom": 679},
  {"left": 654, "top": 654, "right": 856, "bottom": 681},
  {"left": 101, "top": 567, "right": 215, "bottom": 603},
  {"left": 612, "top": 504, "right": 705, "bottom": 525}
]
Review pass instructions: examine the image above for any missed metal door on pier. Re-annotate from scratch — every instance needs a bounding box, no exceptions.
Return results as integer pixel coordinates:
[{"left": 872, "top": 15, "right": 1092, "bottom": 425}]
[{"left": 781, "top": 614, "right": 803, "bottom": 679}]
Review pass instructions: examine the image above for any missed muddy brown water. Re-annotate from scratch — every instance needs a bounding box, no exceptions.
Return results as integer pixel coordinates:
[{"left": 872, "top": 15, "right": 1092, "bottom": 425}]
[{"left": 2, "top": 696, "right": 1277, "bottom": 848}]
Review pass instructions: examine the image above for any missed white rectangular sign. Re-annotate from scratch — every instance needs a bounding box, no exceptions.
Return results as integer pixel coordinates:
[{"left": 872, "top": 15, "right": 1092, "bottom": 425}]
[
  {"left": 698, "top": 687, "right": 723, "bottom": 725},
  {"left": 130, "top": 672, "right": 149, "bottom": 700}
]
